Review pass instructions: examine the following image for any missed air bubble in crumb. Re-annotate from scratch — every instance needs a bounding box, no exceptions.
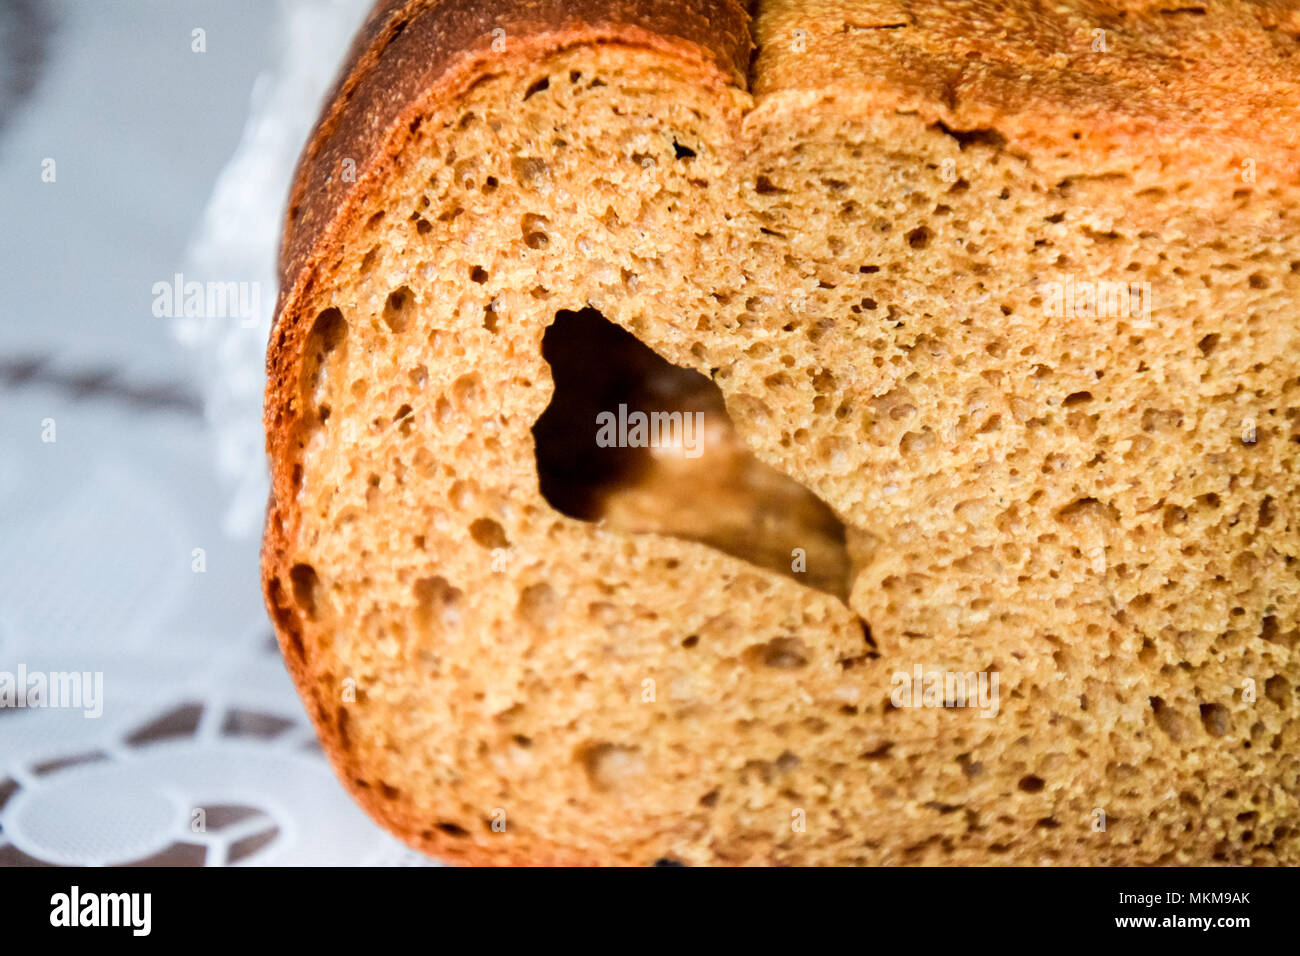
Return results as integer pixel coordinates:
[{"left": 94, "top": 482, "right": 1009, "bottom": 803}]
[
  {"left": 383, "top": 286, "right": 413, "bottom": 333},
  {"left": 517, "top": 582, "right": 558, "bottom": 628},
  {"left": 744, "top": 636, "right": 810, "bottom": 670},
  {"left": 579, "top": 742, "right": 644, "bottom": 791},
  {"left": 413, "top": 575, "right": 463, "bottom": 632},
  {"left": 289, "top": 564, "right": 319, "bottom": 617},
  {"left": 469, "top": 517, "right": 509, "bottom": 549}
]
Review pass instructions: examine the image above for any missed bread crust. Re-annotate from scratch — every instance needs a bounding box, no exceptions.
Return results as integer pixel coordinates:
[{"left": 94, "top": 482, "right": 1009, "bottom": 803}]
[
  {"left": 264, "top": 0, "right": 1300, "bottom": 866},
  {"left": 263, "top": 0, "right": 752, "bottom": 866},
  {"left": 277, "top": 0, "right": 752, "bottom": 307}
]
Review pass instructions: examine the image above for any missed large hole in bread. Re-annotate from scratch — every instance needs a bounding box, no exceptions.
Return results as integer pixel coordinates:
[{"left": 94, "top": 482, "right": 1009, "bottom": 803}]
[{"left": 533, "top": 308, "right": 851, "bottom": 599}]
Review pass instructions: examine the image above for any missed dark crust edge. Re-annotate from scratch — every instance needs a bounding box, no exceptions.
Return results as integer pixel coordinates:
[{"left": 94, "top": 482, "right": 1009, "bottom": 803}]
[
  {"left": 261, "top": 0, "right": 753, "bottom": 866},
  {"left": 278, "top": 0, "right": 752, "bottom": 306}
]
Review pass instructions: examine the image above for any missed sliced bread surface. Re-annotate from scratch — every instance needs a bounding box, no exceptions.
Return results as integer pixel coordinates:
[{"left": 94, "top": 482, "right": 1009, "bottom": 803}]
[{"left": 264, "top": 0, "right": 1300, "bottom": 865}]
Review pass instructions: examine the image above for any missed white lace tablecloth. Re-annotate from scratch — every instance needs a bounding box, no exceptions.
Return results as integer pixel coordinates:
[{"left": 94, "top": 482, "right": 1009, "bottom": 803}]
[{"left": 0, "top": 0, "right": 434, "bottom": 866}]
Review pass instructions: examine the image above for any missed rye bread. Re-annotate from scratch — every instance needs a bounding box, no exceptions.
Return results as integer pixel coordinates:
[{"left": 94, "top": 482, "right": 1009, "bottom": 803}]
[{"left": 264, "top": 0, "right": 1300, "bottom": 865}]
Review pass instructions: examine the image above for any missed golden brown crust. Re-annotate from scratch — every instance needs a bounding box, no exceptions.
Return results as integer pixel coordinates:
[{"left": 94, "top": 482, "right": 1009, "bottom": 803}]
[{"left": 750, "top": 0, "right": 1300, "bottom": 182}]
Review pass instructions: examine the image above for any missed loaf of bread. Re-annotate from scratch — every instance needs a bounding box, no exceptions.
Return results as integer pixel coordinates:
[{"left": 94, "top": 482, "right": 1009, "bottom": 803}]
[{"left": 263, "top": 0, "right": 1300, "bottom": 865}]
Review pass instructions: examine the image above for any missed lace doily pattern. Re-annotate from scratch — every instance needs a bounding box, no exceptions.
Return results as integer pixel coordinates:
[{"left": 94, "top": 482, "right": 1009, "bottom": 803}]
[
  {"left": 0, "top": 648, "right": 427, "bottom": 867},
  {"left": 1, "top": 0, "right": 433, "bottom": 867},
  {"left": 0, "top": 385, "right": 429, "bottom": 867}
]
